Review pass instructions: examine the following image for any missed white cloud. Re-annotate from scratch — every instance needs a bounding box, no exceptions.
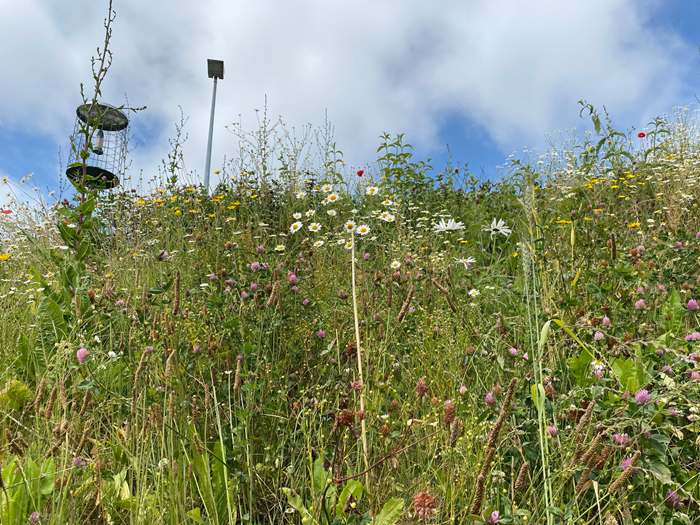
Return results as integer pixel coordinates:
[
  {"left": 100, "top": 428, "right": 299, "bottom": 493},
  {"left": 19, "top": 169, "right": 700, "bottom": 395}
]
[{"left": 0, "top": 0, "right": 697, "bottom": 189}]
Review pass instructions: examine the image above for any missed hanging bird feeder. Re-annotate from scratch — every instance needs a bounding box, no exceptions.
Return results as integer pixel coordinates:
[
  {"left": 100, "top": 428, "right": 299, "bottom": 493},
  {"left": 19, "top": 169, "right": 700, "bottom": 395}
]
[{"left": 66, "top": 102, "right": 129, "bottom": 190}]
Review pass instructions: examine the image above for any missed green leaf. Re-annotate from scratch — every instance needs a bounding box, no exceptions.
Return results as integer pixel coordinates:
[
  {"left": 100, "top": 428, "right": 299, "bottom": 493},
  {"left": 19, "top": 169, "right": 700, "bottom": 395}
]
[
  {"left": 662, "top": 288, "right": 684, "bottom": 334},
  {"left": 611, "top": 357, "right": 645, "bottom": 392},
  {"left": 0, "top": 380, "right": 32, "bottom": 411},
  {"left": 313, "top": 456, "right": 328, "bottom": 495},
  {"left": 372, "top": 498, "right": 403, "bottom": 525},
  {"left": 649, "top": 462, "right": 673, "bottom": 484},
  {"left": 77, "top": 197, "right": 95, "bottom": 215},
  {"left": 282, "top": 488, "right": 315, "bottom": 524},
  {"left": 186, "top": 508, "right": 203, "bottom": 523},
  {"left": 336, "top": 480, "right": 363, "bottom": 518}
]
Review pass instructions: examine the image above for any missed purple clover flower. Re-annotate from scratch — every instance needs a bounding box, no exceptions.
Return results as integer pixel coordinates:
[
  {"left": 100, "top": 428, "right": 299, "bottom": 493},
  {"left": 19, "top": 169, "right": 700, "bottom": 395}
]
[{"left": 635, "top": 389, "right": 651, "bottom": 406}]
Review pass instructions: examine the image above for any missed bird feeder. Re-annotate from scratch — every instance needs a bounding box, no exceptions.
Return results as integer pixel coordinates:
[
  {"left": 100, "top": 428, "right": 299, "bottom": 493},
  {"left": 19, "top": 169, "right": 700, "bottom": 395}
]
[{"left": 66, "top": 102, "right": 129, "bottom": 190}]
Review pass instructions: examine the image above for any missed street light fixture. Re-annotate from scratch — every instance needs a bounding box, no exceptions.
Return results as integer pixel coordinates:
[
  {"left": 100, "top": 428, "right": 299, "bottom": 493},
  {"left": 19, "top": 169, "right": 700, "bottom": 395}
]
[{"left": 204, "top": 59, "right": 224, "bottom": 191}]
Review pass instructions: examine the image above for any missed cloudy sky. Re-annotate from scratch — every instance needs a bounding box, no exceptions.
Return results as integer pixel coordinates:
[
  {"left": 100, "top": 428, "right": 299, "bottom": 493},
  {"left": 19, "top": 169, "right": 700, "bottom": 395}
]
[{"left": 1, "top": 0, "right": 699, "bottom": 202}]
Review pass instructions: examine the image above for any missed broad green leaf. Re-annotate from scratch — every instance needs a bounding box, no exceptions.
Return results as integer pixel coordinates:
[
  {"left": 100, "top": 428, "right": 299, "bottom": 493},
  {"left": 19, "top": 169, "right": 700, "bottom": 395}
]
[
  {"left": 373, "top": 498, "right": 403, "bottom": 525},
  {"left": 0, "top": 380, "right": 32, "bottom": 411},
  {"left": 336, "top": 480, "right": 363, "bottom": 518},
  {"left": 187, "top": 508, "right": 203, "bottom": 523},
  {"left": 282, "top": 488, "right": 315, "bottom": 524}
]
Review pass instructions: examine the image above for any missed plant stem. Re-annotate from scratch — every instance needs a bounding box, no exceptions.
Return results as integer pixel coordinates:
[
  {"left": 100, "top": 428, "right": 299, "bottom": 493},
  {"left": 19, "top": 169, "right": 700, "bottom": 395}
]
[{"left": 350, "top": 230, "right": 370, "bottom": 492}]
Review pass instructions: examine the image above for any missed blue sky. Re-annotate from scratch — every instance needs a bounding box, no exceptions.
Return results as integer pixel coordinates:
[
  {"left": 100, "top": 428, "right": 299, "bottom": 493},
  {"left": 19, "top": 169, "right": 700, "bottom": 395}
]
[{"left": 1, "top": 0, "right": 699, "bottom": 205}]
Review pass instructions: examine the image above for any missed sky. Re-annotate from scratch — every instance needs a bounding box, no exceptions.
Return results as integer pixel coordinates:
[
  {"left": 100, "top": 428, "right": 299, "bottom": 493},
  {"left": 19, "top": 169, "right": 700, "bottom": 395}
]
[{"left": 1, "top": 0, "right": 699, "bottom": 205}]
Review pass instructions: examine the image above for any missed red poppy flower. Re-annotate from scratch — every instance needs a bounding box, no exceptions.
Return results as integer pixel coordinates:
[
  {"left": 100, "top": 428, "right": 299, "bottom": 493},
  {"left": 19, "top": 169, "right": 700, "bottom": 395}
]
[
  {"left": 0, "top": 210, "right": 11, "bottom": 214},
  {"left": 638, "top": 132, "right": 646, "bottom": 138},
  {"left": 357, "top": 170, "right": 364, "bottom": 177}
]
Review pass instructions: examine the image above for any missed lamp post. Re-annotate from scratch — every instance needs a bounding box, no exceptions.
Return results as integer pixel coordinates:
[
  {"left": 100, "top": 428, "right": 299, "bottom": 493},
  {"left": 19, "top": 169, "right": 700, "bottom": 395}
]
[{"left": 204, "top": 59, "right": 224, "bottom": 191}]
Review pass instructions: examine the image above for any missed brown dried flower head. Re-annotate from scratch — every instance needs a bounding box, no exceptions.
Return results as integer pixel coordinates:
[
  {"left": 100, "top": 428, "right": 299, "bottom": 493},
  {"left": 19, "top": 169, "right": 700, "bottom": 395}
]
[
  {"left": 413, "top": 489, "right": 436, "bottom": 521},
  {"left": 415, "top": 379, "right": 429, "bottom": 399}
]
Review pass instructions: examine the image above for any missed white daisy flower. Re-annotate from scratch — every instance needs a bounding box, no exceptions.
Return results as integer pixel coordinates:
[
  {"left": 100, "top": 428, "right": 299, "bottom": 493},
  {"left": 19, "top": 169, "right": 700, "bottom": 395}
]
[
  {"left": 308, "top": 222, "right": 322, "bottom": 232},
  {"left": 293, "top": 212, "right": 302, "bottom": 219},
  {"left": 314, "top": 240, "right": 324, "bottom": 247},
  {"left": 379, "top": 211, "right": 390, "bottom": 221},
  {"left": 384, "top": 214, "right": 395, "bottom": 223},
  {"left": 305, "top": 210, "right": 315, "bottom": 217},
  {"left": 382, "top": 199, "right": 393, "bottom": 206},
  {"left": 344, "top": 220, "right": 356, "bottom": 232},
  {"left": 469, "top": 289, "right": 480, "bottom": 297},
  {"left": 322, "top": 184, "right": 333, "bottom": 193},
  {"left": 357, "top": 224, "right": 370, "bottom": 235},
  {"left": 345, "top": 241, "right": 354, "bottom": 250},
  {"left": 290, "top": 221, "right": 303, "bottom": 233},
  {"left": 483, "top": 218, "right": 512, "bottom": 238},
  {"left": 322, "top": 197, "right": 329, "bottom": 205},
  {"left": 454, "top": 256, "right": 475, "bottom": 269},
  {"left": 275, "top": 245, "right": 285, "bottom": 251},
  {"left": 434, "top": 218, "right": 465, "bottom": 232},
  {"left": 366, "top": 186, "right": 379, "bottom": 196},
  {"left": 327, "top": 209, "right": 337, "bottom": 216},
  {"left": 327, "top": 194, "right": 339, "bottom": 203},
  {"left": 296, "top": 192, "right": 306, "bottom": 199},
  {"left": 337, "top": 239, "right": 346, "bottom": 245},
  {"left": 390, "top": 260, "right": 401, "bottom": 269}
]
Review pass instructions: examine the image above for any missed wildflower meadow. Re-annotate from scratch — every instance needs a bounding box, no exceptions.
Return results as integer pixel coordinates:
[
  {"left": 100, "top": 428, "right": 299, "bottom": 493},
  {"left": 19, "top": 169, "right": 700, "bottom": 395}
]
[{"left": 2, "top": 9, "right": 700, "bottom": 525}]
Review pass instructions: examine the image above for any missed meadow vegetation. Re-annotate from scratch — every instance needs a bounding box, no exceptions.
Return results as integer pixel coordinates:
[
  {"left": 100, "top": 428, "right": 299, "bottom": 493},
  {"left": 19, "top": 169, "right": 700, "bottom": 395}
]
[{"left": 2, "top": 8, "right": 700, "bottom": 524}]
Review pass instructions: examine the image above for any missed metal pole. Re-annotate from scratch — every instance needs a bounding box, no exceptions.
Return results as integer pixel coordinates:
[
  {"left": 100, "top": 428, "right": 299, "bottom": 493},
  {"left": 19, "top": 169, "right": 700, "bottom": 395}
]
[{"left": 203, "top": 76, "right": 218, "bottom": 191}]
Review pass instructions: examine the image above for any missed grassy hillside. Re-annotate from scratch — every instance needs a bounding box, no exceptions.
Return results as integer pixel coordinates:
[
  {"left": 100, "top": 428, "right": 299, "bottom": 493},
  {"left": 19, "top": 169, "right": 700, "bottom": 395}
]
[{"left": 1, "top": 106, "right": 700, "bottom": 525}]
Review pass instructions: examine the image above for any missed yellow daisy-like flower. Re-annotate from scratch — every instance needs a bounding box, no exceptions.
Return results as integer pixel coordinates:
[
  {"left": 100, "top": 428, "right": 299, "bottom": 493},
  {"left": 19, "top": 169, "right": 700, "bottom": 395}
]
[{"left": 0, "top": 254, "right": 11, "bottom": 261}]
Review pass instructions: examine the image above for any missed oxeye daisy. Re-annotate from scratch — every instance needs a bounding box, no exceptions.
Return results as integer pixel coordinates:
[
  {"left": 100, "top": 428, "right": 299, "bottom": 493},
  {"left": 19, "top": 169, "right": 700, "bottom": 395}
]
[
  {"left": 322, "top": 184, "right": 333, "bottom": 193},
  {"left": 328, "top": 194, "right": 339, "bottom": 203},
  {"left": 357, "top": 224, "right": 370, "bottom": 235},
  {"left": 345, "top": 220, "right": 356, "bottom": 232},
  {"left": 290, "top": 221, "right": 303, "bottom": 233},
  {"left": 327, "top": 209, "right": 337, "bottom": 216},
  {"left": 337, "top": 239, "right": 346, "bottom": 245},
  {"left": 454, "top": 256, "right": 476, "bottom": 268},
  {"left": 275, "top": 245, "right": 285, "bottom": 251},
  {"left": 469, "top": 289, "right": 480, "bottom": 297},
  {"left": 483, "top": 218, "right": 512, "bottom": 238},
  {"left": 314, "top": 240, "right": 324, "bottom": 247},
  {"left": 322, "top": 198, "right": 329, "bottom": 205},
  {"left": 308, "top": 222, "right": 321, "bottom": 232},
  {"left": 345, "top": 241, "right": 354, "bottom": 250},
  {"left": 366, "top": 186, "right": 379, "bottom": 196},
  {"left": 382, "top": 199, "right": 393, "bottom": 206},
  {"left": 296, "top": 192, "right": 306, "bottom": 199},
  {"left": 390, "top": 260, "right": 401, "bottom": 269},
  {"left": 379, "top": 211, "right": 390, "bottom": 221},
  {"left": 384, "top": 214, "right": 395, "bottom": 223},
  {"left": 305, "top": 210, "right": 315, "bottom": 217},
  {"left": 293, "top": 212, "right": 302, "bottom": 219}
]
